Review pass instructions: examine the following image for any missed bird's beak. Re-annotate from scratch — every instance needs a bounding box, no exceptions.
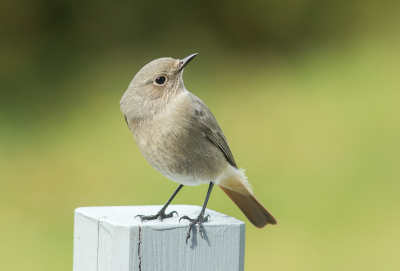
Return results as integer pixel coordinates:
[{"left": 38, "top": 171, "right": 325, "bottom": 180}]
[{"left": 178, "top": 53, "right": 198, "bottom": 72}]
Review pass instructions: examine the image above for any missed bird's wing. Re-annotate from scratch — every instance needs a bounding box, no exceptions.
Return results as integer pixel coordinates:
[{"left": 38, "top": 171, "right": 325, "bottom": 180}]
[
  {"left": 124, "top": 115, "right": 129, "bottom": 126},
  {"left": 189, "top": 94, "right": 238, "bottom": 168}
]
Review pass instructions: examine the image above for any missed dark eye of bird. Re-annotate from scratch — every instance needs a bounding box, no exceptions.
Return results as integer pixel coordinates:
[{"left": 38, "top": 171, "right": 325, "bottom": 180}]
[{"left": 155, "top": 76, "right": 166, "bottom": 85}]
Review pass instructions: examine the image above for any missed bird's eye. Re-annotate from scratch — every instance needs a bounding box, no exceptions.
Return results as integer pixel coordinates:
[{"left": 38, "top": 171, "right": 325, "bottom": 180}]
[{"left": 154, "top": 76, "right": 167, "bottom": 85}]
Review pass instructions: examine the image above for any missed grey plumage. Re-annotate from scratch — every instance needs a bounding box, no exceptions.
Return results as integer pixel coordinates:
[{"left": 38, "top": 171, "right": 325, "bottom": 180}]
[{"left": 120, "top": 54, "right": 277, "bottom": 230}]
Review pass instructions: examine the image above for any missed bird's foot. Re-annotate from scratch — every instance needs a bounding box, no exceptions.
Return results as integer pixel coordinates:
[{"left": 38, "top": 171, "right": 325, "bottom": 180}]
[
  {"left": 135, "top": 209, "right": 178, "bottom": 222},
  {"left": 179, "top": 213, "right": 210, "bottom": 244}
]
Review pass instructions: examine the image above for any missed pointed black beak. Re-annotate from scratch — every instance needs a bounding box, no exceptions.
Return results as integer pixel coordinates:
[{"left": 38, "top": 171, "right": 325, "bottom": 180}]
[{"left": 178, "top": 53, "right": 198, "bottom": 72}]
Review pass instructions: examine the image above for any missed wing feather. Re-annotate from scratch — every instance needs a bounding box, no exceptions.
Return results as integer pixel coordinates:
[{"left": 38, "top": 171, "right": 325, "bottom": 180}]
[{"left": 189, "top": 94, "right": 238, "bottom": 168}]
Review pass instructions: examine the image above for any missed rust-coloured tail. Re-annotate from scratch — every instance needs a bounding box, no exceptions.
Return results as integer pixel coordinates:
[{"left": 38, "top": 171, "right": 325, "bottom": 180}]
[{"left": 219, "top": 186, "right": 277, "bottom": 228}]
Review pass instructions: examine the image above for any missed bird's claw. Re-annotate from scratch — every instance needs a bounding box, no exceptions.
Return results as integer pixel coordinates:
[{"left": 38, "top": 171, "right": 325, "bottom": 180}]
[
  {"left": 179, "top": 213, "right": 210, "bottom": 244},
  {"left": 135, "top": 210, "right": 178, "bottom": 222}
]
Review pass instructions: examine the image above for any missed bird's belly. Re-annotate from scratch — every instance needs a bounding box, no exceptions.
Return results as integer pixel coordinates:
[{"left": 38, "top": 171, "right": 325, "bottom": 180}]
[
  {"left": 158, "top": 170, "right": 212, "bottom": 186},
  {"left": 133, "top": 122, "right": 227, "bottom": 186},
  {"left": 141, "top": 144, "right": 226, "bottom": 186}
]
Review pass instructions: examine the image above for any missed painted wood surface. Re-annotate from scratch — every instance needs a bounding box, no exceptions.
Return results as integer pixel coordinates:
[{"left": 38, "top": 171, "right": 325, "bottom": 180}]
[{"left": 73, "top": 205, "right": 245, "bottom": 271}]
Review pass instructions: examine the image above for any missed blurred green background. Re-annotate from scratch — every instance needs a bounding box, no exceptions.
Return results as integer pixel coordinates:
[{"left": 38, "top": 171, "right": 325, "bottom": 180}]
[{"left": 1, "top": 0, "right": 400, "bottom": 270}]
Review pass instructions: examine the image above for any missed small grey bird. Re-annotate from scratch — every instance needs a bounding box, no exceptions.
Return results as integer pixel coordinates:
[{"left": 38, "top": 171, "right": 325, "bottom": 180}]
[{"left": 120, "top": 54, "right": 277, "bottom": 243}]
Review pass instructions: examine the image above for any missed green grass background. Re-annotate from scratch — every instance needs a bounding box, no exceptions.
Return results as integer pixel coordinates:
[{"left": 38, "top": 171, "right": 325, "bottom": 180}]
[{"left": 1, "top": 32, "right": 400, "bottom": 270}]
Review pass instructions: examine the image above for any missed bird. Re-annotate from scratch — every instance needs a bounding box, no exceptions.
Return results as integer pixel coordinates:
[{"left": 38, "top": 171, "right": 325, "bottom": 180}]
[{"left": 120, "top": 53, "right": 277, "bottom": 243}]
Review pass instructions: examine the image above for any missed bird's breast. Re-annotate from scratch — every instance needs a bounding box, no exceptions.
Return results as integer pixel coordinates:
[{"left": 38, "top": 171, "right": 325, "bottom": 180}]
[{"left": 128, "top": 98, "right": 227, "bottom": 185}]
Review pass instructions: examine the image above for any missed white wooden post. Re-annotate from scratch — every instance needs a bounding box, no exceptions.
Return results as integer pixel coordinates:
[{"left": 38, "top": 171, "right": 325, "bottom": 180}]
[{"left": 73, "top": 205, "right": 245, "bottom": 271}]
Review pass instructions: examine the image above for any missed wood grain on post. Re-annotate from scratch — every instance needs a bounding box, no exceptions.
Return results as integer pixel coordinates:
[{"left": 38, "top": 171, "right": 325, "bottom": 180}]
[{"left": 73, "top": 205, "right": 245, "bottom": 271}]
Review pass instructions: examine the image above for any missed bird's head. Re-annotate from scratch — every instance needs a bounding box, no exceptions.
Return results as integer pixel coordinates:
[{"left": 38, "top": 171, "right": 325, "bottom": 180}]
[{"left": 120, "top": 53, "right": 197, "bottom": 120}]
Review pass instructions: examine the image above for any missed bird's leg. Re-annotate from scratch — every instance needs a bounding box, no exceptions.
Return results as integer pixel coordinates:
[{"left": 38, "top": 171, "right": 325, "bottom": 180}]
[
  {"left": 180, "top": 182, "right": 214, "bottom": 244},
  {"left": 135, "top": 184, "right": 183, "bottom": 221}
]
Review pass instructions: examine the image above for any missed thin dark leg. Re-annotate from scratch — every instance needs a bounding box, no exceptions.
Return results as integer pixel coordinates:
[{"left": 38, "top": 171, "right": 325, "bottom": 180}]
[
  {"left": 180, "top": 182, "right": 214, "bottom": 244},
  {"left": 135, "top": 184, "right": 183, "bottom": 221},
  {"left": 199, "top": 182, "right": 214, "bottom": 216},
  {"left": 162, "top": 184, "right": 184, "bottom": 209}
]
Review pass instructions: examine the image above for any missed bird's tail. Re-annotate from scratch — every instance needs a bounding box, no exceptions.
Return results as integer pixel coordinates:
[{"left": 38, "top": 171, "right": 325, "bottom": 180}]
[{"left": 217, "top": 167, "right": 277, "bottom": 228}]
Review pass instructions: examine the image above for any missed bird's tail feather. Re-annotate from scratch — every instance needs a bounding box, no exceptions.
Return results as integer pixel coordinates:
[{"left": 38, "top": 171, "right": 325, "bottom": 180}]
[
  {"left": 219, "top": 186, "right": 277, "bottom": 227},
  {"left": 217, "top": 167, "right": 277, "bottom": 227}
]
